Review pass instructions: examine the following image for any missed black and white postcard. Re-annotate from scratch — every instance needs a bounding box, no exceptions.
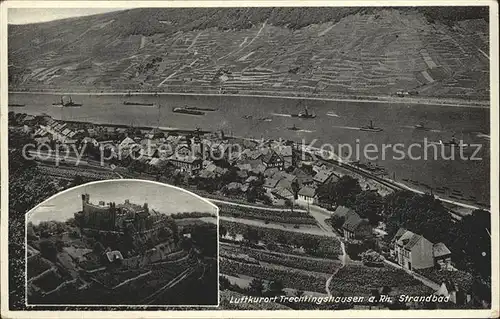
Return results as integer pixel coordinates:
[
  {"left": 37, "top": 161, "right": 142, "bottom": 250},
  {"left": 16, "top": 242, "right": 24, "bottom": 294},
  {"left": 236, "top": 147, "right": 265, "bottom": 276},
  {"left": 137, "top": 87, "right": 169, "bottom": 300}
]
[{"left": 1, "top": 1, "right": 498, "bottom": 318}]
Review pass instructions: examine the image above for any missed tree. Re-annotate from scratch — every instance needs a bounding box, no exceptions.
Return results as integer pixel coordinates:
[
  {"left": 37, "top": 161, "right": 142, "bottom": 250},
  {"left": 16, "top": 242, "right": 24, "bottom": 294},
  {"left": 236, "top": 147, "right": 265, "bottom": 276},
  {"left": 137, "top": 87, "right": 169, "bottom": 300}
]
[
  {"left": 219, "top": 276, "right": 231, "bottom": 291},
  {"left": 276, "top": 233, "right": 288, "bottom": 245},
  {"left": 317, "top": 175, "right": 361, "bottom": 206},
  {"left": 384, "top": 191, "right": 454, "bottom": 243},
  {"left": 70, "top": 174, "right": 85, "bottom": 187},
  {"left": 302, "top": 237, "right": 320, "bottom": 254},
  {"left": 352, "top": 191, "right": 384, "bottom": 225},
  {"left": 219, "top": 225, "right": 228, "bottom": 237},
  {"left": 267, "top": 279, "right": 284, "bottom": 297},
  {"left": 291, "top": 178, "right": 300, "bottom": 199},
  {"left": 450, "top": 209, "right": 491, "bottom": 279},
  {"left": 27, "top": 222, "right": 37, "bottom": 241},
  {"left": 55, "top": 239, "right": 65, "bottom": 252},
  {"left": 93, "top": 241, "right": 105, "bottom": 254},
  {"left": 244, "top": 228, "right": 260, "bottom": 244},
  {"left": 248, "top": 278, "right": 264, "bottom": 296},
  {"left": 39, "top": 240, "right": 58, "bottom": 262}
]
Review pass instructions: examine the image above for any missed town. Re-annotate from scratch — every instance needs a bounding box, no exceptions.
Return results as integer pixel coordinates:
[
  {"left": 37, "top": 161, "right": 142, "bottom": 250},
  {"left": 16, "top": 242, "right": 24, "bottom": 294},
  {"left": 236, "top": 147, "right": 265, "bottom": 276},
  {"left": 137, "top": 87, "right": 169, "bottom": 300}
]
[{"left": 9, "top": 110, "right": 491, "bottom": 310}]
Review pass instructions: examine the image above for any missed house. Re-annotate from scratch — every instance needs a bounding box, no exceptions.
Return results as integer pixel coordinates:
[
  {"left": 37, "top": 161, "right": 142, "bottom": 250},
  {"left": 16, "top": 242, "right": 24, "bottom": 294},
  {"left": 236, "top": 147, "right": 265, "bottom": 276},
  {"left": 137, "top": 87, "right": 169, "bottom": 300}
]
[
  {"left": 263, "top": 178, "right": 280, "bottom": 190},
  {"left": 392, "top": 228, "right": 434, "bottom": 271},
  {"left": 294, "top": 168, "right": 314, "bottom": 187},
  {"left": 272, "top": 145, "right": 293, "bottom": 168},
  {"left": 105, "top": 250, "right": 124, "bottom": 263},
  {"left": 341, "top": 212, "right": 372, "bottom": 240},
  {"left": 264, "top": 167, "right": 280, "bottom": 178},
  {"left": 167, "top": 154, "right": 202, "bottom": 174},
  {"left": 271, "top": 187, "right": 294, "bottom": 201},
  {"left": 261, "top": 150, "right": 285, "bottom": 170},
  {"left": 433, "top": 242, "right": 452, "bottom": 269},
  {"left": 313, "top": 168, "right": 339, "bottom": 185},
  {"left": 297, "top": 186, "right": 316, "bottom": 205},
  {"left": 119, "top": 137, "right": 136, "bottom": 149}
]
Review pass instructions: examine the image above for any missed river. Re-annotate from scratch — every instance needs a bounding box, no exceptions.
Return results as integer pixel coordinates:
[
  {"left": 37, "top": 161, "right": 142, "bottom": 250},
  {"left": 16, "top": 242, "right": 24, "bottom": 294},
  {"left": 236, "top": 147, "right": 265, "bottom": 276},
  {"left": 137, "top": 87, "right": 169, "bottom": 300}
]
[{"left": 10, "top": 92, "right": 490, "bottom": 204}]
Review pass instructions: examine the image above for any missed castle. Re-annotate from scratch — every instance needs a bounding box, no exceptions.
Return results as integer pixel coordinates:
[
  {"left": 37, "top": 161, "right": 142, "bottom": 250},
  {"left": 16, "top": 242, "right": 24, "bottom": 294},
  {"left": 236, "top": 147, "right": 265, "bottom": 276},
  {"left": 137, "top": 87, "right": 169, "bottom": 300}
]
[{"left": 79, "top": 194, "right": 162, "bottom": 233}]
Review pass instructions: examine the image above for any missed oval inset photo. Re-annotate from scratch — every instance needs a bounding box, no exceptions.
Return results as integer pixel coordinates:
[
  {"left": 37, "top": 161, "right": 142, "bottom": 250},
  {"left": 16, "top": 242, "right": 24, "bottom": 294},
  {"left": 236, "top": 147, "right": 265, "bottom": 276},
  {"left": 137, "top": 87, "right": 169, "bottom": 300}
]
[{"left": 25, "top": 179, "right": 219, "bottom": 307}]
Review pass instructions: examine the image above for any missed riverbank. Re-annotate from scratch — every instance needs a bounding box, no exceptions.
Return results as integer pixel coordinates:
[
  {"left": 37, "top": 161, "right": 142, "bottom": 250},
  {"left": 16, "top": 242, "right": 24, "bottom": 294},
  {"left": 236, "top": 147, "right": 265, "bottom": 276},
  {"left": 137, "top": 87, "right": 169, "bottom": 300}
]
[{"left": 8, "top": 89, "right": 489, "bottom": 109}]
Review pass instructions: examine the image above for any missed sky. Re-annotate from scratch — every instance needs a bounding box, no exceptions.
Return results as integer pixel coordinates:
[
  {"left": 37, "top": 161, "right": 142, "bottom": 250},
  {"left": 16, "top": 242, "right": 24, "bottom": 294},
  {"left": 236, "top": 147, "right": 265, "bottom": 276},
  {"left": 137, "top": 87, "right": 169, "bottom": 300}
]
[
  {"left": 27, "top": 180, "right": 218, "bottom": 224},
  {"left": 8, "top": 8, "right": 126, "bottom": 25}
]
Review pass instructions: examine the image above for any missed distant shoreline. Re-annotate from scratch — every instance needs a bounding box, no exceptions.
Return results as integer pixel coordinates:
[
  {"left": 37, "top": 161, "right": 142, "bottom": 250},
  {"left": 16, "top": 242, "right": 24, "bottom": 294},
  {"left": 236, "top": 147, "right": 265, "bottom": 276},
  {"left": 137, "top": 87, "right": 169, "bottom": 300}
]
[{"left": 8, "top": 90, "right": 490, "bottom": 109}]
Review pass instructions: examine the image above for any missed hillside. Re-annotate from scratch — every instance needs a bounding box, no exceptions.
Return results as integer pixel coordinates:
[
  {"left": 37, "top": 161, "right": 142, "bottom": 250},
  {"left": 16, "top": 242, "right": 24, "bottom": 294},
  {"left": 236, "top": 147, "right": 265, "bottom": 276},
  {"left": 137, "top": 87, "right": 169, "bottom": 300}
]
[{"left": 8, "top": 7, "right": 490, "bottom": 100}]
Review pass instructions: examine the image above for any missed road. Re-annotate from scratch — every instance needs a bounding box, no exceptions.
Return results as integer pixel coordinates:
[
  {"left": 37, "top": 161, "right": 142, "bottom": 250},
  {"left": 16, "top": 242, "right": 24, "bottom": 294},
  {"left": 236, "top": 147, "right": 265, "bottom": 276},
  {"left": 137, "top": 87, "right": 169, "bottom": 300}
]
[
  {"left": 294, "top": 202, "right": 349, "bottom": 297},
  {"left": 325, "top": 241, "right": 348, "bottom": 296},
  {"left": 211, "top": 198, "right": 307, "bottom": 213},
  {"left": 219, "top": 215, "right": 333, "bottom": 237}
]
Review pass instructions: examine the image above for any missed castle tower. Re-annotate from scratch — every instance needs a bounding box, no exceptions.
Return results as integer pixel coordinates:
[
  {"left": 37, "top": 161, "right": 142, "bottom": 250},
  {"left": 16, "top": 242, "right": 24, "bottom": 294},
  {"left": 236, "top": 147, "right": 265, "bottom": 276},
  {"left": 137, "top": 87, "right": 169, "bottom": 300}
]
[
  {"left": 81, "top": 193, "right": 90, "bottom": 204},
  {"left": 81, "top": 194, "right": 90, "bottom": 212},
  {"left": 143, "top": 203, "right": 149, "bottom": 214}
]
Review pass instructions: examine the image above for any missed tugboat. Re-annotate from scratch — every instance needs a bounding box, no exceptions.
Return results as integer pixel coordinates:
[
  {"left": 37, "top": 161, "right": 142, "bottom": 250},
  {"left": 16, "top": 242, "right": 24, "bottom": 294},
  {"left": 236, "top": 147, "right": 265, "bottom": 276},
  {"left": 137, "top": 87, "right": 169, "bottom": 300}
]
[
  {"left": 123, "top": 101, "right": 155, "bottom": 106},
  {"left": 291, "top": 102, "right": 316, "bottom": 119},
  {"left": 173, "top": 106, "right": 205, "bottom": 116},
  {"left": 185, "top": 106, "right": 218, "bottom": 112},
  {"left": 414, "top": 122, "right": 427, "bottom": 130},
  {"left": 439, "top": 135, "right": 468, "bottom": 148},
  {"left": 287, "top": 124, "right": 301, "bottom": 131},
  {"left": 52, "top": 96, "right": 82, "bottom": 107},
  {"left": 359, "top": 120, "right": 383, "bottom": 132}
]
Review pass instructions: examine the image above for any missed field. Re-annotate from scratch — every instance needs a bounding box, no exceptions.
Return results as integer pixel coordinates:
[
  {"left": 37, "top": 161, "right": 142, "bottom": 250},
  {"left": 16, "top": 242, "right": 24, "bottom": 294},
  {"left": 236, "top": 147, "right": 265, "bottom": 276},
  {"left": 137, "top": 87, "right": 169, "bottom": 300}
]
[
  {"left": 8, "top": 8, "right": 489, "bottom": 100},
  {"left": 218, "top": 203, "right": 318, "bottom": 225},
  {"left": 415, "top": 267, "right": 474, "bottom": 291},
  {"left": 220, "top": 258, "right": 329, "bottom": 293},
  {"left": 328, "top": 264, "right": 433, "bottom": 296},
  {"left": 222, "top": 244, "right": 342, "bottom": 274},
  {"left": 221, "top": 220, "right": 342, "bottom": 259}
]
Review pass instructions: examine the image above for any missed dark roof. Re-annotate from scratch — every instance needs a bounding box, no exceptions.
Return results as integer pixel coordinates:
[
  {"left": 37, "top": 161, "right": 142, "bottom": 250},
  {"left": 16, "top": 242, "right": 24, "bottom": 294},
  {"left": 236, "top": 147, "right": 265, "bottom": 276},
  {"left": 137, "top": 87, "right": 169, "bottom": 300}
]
[
  {"left": 392, "top": 227, "right": 408, "bottom": 242},
  {"left": 342, "top": 214, "right": 368, "bottom": 232},
  {"left": 395, "top": 229, "right": 426, "bottom": 250},
  {"left": 333, "top": 206, "right": 356, "bottom": 218},
  {"left": 313, "top": 169, "right": 334, "bottom": 183},
  {"left": 298, "top": 186, "right": 316, "bottom": 198},
  {"left": 433, "top": 242, "right": 451, "bottom": 257},
  {"left": 405, "top": 234, "right": 423, "bottom": 250},
  {"left": 105, "top": 250, "right": 123, "bottom": 262},
  {"left": 263, "top": 178, "right": 280, "bottom": 188}
]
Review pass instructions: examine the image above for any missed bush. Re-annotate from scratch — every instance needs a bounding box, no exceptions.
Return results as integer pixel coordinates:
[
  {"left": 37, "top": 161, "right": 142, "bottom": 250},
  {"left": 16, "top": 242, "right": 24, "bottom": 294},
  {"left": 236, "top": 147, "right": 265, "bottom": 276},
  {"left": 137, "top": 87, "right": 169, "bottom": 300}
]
[{"left": 360, "top": 249, "right": 385, "bottom": 267}]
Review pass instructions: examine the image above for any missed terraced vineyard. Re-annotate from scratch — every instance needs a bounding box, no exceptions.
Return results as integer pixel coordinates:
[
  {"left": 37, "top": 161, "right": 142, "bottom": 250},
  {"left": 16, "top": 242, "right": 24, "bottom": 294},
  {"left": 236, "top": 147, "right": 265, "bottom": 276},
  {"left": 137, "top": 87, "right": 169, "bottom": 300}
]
[
  {"left": 218, "top": 203, "right": 318, "bottom": 225},
  {"left": 221, "top": 220, "right": 342, "bottom": 258},
  {"left": 220, "top": 257, "right": 329, "bottom": 293},
  {"left": 327, "top": 264, "right": 433, "bottom": 296},
  {"left": 9, "top": 8, "right": 489, "bottom": 100}
]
